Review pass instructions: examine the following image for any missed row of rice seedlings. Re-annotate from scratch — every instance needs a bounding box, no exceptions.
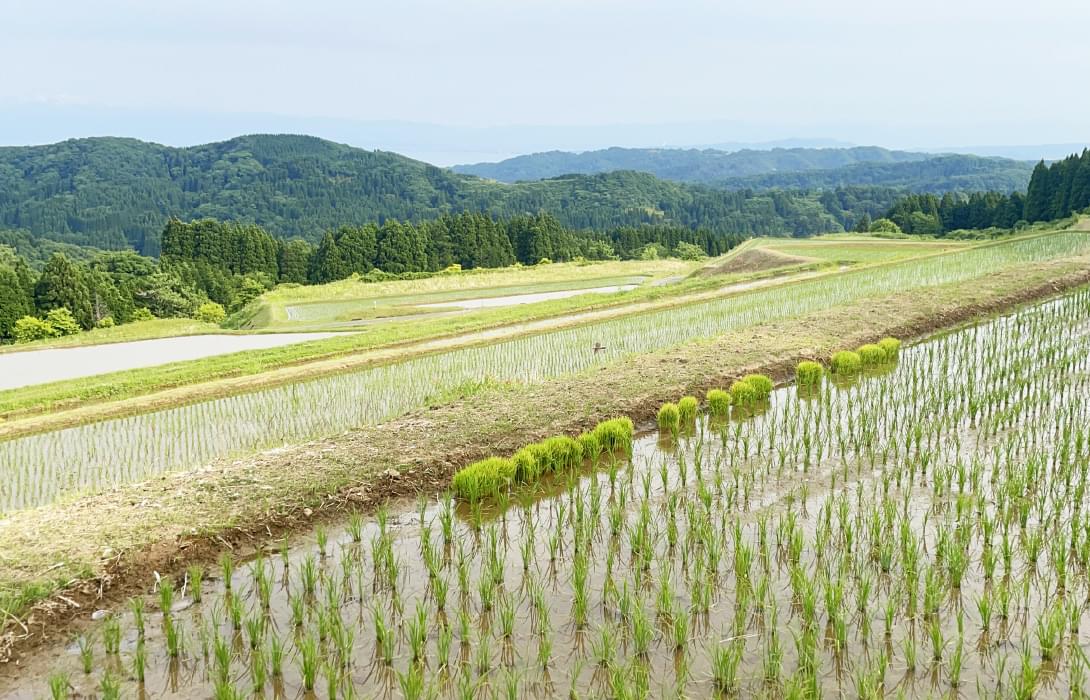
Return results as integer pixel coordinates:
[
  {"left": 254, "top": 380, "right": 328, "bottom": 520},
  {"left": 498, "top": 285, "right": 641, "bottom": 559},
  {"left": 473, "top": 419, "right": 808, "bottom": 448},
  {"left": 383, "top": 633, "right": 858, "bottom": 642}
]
[
  {"left": 659, "top": 374, "right": 775, "bottom": 435},
  {"left": 31, "top": 286, "right": 1090, "bottom": 698},
  {"left": 450, "top": 417, "right": 634, "bottom": 502},
  {"left": 3, "top": 231, "right": 1086, "bottom": 512}
]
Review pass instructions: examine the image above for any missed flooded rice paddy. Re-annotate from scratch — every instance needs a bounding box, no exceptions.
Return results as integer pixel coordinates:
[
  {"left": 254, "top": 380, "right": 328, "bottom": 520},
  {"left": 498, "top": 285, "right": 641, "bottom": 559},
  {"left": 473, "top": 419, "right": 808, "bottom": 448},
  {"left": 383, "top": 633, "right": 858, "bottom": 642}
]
[
  {"left": 8, "top": 286, "right": 1090, "bottom": 698},
  {"left": 0, "top": 334, "right": 343, "bottom": 392},
  {"left": 417, "top": 285, "right": 639, "bottom": 310}
]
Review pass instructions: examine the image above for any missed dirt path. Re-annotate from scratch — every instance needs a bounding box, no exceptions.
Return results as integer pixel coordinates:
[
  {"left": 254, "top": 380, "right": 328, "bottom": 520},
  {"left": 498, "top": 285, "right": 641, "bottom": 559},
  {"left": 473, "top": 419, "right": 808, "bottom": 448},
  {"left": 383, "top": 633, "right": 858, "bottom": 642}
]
[{"left": 2, "top": 255, "right": 1088, "bottom": 664}]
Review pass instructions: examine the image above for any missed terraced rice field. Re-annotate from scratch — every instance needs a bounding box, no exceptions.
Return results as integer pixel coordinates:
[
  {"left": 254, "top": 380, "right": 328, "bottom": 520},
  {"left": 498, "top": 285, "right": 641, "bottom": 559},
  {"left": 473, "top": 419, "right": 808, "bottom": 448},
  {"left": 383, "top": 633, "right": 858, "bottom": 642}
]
[
  {"left": 11, "top": 284, "right": 1090, "bottom": 698},
  {"left": 1, "top": 230, "right": 1086, "bottom": 513}
]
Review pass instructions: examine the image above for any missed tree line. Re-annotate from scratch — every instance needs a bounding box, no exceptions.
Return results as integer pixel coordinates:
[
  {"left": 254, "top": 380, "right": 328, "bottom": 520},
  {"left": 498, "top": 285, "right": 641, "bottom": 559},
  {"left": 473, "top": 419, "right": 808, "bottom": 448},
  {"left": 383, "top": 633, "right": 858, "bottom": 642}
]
[
  {"left": 881, "top": 150, "right": 1090, "bottom": 235},
  {"left": 1, "top": 212, "right": 743, "bottom": 343}
]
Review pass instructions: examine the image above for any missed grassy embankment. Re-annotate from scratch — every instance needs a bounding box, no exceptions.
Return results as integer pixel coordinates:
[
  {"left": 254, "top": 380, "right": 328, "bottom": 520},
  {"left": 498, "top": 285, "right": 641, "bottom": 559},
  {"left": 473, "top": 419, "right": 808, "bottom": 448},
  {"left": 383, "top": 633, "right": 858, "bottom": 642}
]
[{"left": 1, "top": 246, "right": 1088, "bottom": 654}]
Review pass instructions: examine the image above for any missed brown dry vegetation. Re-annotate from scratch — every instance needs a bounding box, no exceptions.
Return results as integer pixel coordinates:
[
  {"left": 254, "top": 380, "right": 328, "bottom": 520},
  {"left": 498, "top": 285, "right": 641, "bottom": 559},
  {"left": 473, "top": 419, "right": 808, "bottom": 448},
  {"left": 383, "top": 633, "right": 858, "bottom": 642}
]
[{"left": 2, "top": 254, "right": 1089, "bottom": 663}]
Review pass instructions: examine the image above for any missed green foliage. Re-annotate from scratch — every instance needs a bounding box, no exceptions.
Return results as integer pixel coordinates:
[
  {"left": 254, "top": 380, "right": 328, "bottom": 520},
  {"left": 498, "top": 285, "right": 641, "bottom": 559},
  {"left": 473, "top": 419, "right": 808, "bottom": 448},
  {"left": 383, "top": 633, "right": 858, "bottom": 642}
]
[
  {"left": 450, "top": 418, "right": 632, "bottom": 501},
  {"left": 131, "top": 307, "right": 155, "bottom": 322},
  {"left": 795, "top": 360, "right": 824, "bottom": 387},
  {"left": 35, "top": 254, "right": 93, "bottom": 329},
  {"left": 450, "top": 457, "right": 516, "bottom": 502},
  {"left": 673, "top": 242, "right": 706, "bottom": 261},
  {"left": 706, "top": 388, "right": 732, "bottom": 416},
  {"left": 729, "top": 379, "right": 758, "bottom": 407},
  {"left": 12, "top": 316, "right": 58, "bottom": 343},
  {"left": 677, "top": 396, "right": 699, "bottom": 422},
  {"left": 44, "top": 308, "right": 81, "bottom": 336},
  {"left": 0, "top": 263, "right": 34, "bottom": 340},
  {"left": 657, "top": 403, "right": 681, "bottom": 432},
  {"left": 830, "top": 350, "right": 862, "bottom": 374},
  {"left": 857, "top": 343, "right": 885, "bottom": 366},
  {"left": 194, "top": 302, "right": 227, "bottom": 325},
  {"left": 878, "top": 337, "right": 901, "bottom": 360},
  {"left": 869, "top": 218, "right": 902, "bottom": 233},
  {"left": 742, "top": 374, "right": 774, "bottom": 399}
]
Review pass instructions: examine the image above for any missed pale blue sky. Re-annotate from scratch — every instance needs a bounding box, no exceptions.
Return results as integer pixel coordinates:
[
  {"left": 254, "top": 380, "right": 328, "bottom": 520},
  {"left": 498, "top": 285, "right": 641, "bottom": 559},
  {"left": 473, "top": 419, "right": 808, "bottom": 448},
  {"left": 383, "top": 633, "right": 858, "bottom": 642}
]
[{"left": 2, "top": 0, "right": 1088, "bottom": 162}]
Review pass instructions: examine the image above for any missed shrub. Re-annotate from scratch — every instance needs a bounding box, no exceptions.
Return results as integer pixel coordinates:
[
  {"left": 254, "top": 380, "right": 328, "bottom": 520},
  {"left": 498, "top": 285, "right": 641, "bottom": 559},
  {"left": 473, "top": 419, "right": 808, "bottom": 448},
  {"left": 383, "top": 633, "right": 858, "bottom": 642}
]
[
  {"left": 742, "top": 374, "right": 773, "bottom": 400},
  {"left": 796, "top": 361, "right": 823, "bottom": 387},
  {"left": 830, "top": 350, "right": 862, "bottom": 374},
  {"left": 537, "top": 258, "right": 553, "bottom": 265},
  {"left": 195, "top": 302, "right": 227, "bottom": 325},
  {"left": 657, "top": 403, "right": 680, "bottom": 432},
  {"left": 729, "top": 380, "right": 758, "bottom": 407},
  {"left": 857, "top": 344, "right": 885, "bottom": 366},
  {"left": 677, "top": 396, "right": 698, "bottom": 423},
  {"left": 451, "top": 457, "right": 516, "bottom": 501},
  {"left": 878, "top": 337, "right": 901, "bottom": 360},
  {"left": 706, "top": 389, "right": 731, "bottom": 416},
  {"left": 592, "top": 418, "right": 634, "bottom": 454},
  {"left": 96, "top": 316, "right": 116, "bottom": 329},
  {"left": 12, "top": 316, "right": 58, "bottom": 343},
  {"left": 131, "top": 307, "right": 155, "bottom": 322},
  {"left": 45, "top": 308, "right": 81, "bottom": 336}
]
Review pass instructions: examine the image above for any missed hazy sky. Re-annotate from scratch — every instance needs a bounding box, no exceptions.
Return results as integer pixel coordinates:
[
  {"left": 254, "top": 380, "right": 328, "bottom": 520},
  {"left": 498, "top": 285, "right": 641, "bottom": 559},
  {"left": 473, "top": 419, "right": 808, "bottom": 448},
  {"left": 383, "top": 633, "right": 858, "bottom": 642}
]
[{"left": 2, "top": 0, "right": 1088, "bottom": 161}]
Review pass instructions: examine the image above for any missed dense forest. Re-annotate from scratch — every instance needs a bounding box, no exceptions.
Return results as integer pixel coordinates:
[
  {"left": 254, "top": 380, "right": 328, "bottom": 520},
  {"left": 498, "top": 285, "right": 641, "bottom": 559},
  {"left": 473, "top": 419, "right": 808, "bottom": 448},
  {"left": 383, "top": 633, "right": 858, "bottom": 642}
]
[
  {"left": 883, "top": 150, "right": 1090, "bottom": 234},
  {"left": 1, "top": 135, "right": 919, "bottom": 254},
  {"left": 453, "top": 146, "right": 1034, "bottom": 192},
  {"left": 717, "top": 155, "right": 1032, "bottom": 194},
  {"left": 454, "top": 146, "right": 931, "bottom": 182},
  {"left": 0, "top": 212, "right": 744, "bottom": 342}
]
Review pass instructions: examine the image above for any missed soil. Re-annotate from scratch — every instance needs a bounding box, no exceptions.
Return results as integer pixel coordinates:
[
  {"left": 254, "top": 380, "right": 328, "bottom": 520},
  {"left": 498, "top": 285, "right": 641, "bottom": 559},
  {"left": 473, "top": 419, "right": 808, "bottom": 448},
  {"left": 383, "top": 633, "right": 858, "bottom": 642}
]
[
  {"left": 1, "top": 255, "right": 1088, "bottom": 665},
  {"left": 695, "top": 247, "right": 814, "bottom": 276}
]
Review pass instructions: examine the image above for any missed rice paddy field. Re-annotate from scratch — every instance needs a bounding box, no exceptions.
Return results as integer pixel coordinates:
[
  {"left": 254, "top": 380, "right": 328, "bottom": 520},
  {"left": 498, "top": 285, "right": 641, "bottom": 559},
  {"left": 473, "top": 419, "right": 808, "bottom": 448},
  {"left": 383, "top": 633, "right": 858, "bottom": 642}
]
[
  {"left": 758, "top": 236, "right": 971, "bottom": 265},
  {"left": 10, "top": 282, "right": 1090, "bottom": 698},
  {"left": 1, "top": 229, "right": 1088, "bottom": 514}
]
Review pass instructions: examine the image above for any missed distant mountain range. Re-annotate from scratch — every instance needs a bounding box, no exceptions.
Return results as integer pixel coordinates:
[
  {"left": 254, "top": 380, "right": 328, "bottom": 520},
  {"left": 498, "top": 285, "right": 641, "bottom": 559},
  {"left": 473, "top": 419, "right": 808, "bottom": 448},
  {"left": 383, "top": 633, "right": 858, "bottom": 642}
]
[{"left": 453, "top": 146, "right": 1035, "bottom": 192}]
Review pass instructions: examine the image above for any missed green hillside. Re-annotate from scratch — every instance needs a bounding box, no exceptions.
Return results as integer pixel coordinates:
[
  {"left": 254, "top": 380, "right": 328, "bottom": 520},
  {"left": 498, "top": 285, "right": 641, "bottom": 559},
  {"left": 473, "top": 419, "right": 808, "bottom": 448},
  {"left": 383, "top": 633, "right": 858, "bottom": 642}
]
[{"left": 0, "top": 135, "right": 911, "bottom": 253}]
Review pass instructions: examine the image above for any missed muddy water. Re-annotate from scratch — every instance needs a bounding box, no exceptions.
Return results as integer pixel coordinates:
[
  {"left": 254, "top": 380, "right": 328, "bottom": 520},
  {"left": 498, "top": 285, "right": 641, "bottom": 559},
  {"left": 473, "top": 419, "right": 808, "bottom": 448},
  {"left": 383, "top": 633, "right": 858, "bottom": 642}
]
[
  {"left": 0, "top": 333, "right": 343, "bottom": 391},
  {"left": 6, "top": 288, "right": 1090, "bottom": 698}
]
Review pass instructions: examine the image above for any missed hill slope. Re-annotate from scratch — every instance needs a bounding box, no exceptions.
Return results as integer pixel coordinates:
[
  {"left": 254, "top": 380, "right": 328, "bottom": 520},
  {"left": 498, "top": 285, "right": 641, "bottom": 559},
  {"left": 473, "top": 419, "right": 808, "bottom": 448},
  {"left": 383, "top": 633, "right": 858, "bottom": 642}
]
[
  {"left": 0, "top": 135, "right": 914, "bottom": 254},
  {"left": 454, "top": 146, "right": 1034, "bottom": 192}
]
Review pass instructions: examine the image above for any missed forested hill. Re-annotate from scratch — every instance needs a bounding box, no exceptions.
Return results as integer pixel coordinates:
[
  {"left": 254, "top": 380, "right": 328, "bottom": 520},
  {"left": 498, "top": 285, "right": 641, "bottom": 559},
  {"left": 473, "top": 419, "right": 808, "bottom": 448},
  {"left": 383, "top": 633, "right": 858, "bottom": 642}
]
[
  {"left": 453, "top": 146, "right": 930, "bottom": 183},
  {"left": 717, "top": 155, "right": 1033, "bottom": 194},
  {"left": 0, "top": 135, "right": 911, "bottom": 254}
]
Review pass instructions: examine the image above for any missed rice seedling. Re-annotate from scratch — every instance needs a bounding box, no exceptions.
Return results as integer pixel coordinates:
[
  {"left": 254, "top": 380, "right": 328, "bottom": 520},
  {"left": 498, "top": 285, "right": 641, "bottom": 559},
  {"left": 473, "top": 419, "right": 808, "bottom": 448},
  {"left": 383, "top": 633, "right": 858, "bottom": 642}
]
[
  {"left": 830, "top": 349, "right": 862, "bottom": 374},
  {"left": 742, "top": 373, "right": 773, "bottom": 399},
  {"left": 858, "top": 343, "right": 885, "bottom": 366},
  {"left": 677, "top": 395, "right": 698, "bottom": 423},
  {"left": 706, "top": 388, "right": 732, "bottom": 416},
  {"left": 47, "top": 672, "right": 68, "bottom": 700},
  {"left": 76, "top": 634, "right": 93, "bottom": 674},
  {"left": 795, "top": 360, "right": 823, "bottom": 387},
  {"left": 878, "top": 337, "right": 901, "bottom": 360},
  {"left": 187, "top": 564, "right": 204, "bottom": 603},
  {"left": 657, "top": 402, "right": 680, "bottom": 433}
]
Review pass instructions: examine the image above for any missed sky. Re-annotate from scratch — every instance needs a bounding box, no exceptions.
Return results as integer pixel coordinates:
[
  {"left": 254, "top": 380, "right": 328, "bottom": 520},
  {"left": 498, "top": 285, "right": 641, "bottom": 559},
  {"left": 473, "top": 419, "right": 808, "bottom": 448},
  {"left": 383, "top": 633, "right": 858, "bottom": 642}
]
[{"left": 2, "top": 0, "right": 1088, "bottom": 164}]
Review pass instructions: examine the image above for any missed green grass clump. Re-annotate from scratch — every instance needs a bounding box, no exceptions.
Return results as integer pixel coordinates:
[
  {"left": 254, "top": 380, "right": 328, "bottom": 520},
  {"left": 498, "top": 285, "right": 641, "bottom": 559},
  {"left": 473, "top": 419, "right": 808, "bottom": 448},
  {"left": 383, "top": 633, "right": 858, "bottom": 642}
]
[
  {"left": 577, "top": 431, "right": 602, "bottom": 463},
  {"left": 830, "top": 350, "right": 862, "bottom": 374},
  {"left": 657, "top": 403, "right": 680, "bottom": 432},
  {"left": 451, "top": 417, "right": 632, "bottom": 501},
  {"left": 729, "top": 380, "right": 758, "bottom": 407},
  {"left": 706, "top": 389, "right": 731, "bottom": 416},
  {"left": 795, "top": 361, "right": 823, "bottom": 387},
  {"left": 451, "top": 457, "right": 516, "bottom": 501},
  {"left": 742, "top": 374, "right": 773, "bottom": 399},
  {"left": 677, "top": 396, "right": 698, "bottom": 423},
  {"left": 592, "top": 417, "right": 634, "bottom": 455},
  {"left": 878, "top": 337, "right": 901, "bottom": 360},
  {"left": 540, "top": 435, "right": 584, "bottom": 472},
  {"left": 857, "top": 343, "right": 885, "bottom": 366}
]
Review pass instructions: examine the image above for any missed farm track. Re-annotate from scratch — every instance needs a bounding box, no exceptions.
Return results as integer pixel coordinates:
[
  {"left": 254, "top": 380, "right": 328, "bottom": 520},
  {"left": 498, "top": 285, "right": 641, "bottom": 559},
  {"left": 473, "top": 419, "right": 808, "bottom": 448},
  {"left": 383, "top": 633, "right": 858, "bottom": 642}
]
[{"left": 1, "top": 253, "right": 1089, "bottom": 664}]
